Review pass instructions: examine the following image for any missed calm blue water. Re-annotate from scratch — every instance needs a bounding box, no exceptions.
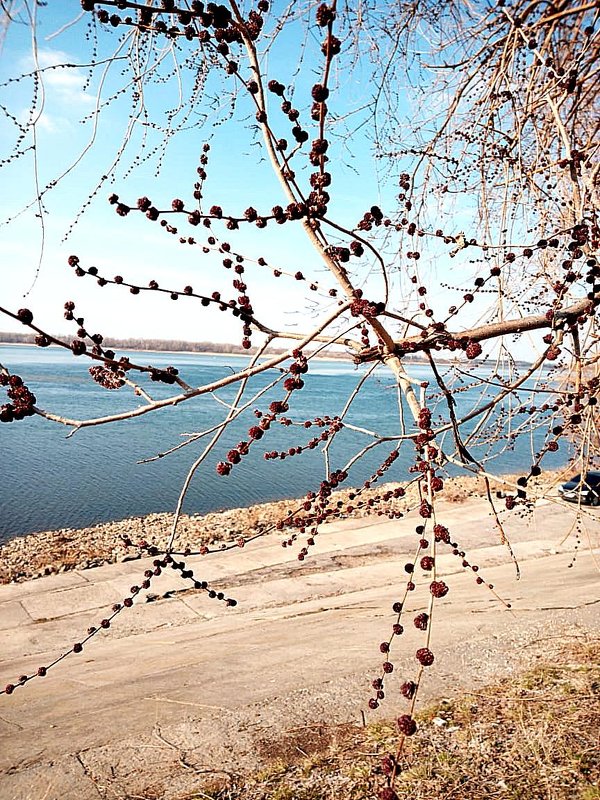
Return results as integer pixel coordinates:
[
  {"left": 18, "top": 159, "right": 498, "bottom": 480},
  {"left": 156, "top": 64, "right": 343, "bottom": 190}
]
[{"left": 0, "top": 345, "right": 566, "bottom": 541}]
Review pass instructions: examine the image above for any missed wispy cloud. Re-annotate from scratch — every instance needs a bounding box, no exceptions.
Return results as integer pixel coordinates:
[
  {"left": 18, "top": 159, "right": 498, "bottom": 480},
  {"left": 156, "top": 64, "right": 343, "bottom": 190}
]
[
  {"left": 35, "top": 112, "right": 59, "bottom": 133},
  {"left": 21, "top": 48, "right": 96, "bottom": 115}
]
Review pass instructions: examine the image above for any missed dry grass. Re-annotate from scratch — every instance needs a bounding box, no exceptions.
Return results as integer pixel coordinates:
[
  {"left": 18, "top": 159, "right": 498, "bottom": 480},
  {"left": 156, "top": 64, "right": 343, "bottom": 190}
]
[{"left": 181, "top": 637, "right": 600, "bottom": 800}]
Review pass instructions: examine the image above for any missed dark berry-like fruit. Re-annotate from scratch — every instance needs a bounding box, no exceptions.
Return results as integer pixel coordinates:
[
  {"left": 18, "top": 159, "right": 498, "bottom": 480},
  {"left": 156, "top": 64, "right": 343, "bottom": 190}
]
[
  {"left": 17, "top": 308, "right": 33, "bottom": 325},
  {"left": 430, "top": 580, "right": 449, "bottom": 598},
  {"left": 413, "top": 612, "right": 429, "bottom": 630},
  {"left": 397, "top": 714, "right": 417, "bottom": 735},
  {"left": 465, "top": 340, "right": 482, "bottom": 359},
  {"left": 400, "top": 680, "right": 416, "bottom": 699},
  {"left": 416, "top": 647, "right": 434, "bottom": 666},
  {"left": 378, "top": 789, "right": 399, "bottom": 800}
]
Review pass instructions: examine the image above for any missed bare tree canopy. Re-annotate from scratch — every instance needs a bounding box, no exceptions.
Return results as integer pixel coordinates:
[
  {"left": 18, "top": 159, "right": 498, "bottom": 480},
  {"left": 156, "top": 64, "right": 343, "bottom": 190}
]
[{"left": 0, "top": 1, "right": 599, "bottom": 795}]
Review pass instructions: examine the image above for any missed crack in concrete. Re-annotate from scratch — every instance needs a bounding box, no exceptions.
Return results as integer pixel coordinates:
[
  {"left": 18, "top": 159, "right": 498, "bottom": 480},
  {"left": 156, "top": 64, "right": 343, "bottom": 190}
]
[
  {"left": 511, "top": 598, "right": 600, "bottom": 611},
  {"left": 5, "top": 752, "right": 45, "bottom": 774},
  {"left": 18, "top": 599, "right": 36, "bottom": 624},
  {"left": 75, "top": 751, "right": 106, "bottom": 799},
  {"left": 0, "top": 713, "right": 24, "bottom": 731},
  {"left": 178, "top": 596, "right": 213, "bottom": 619},
  {"left": 145, "top": 696, "right": 229, "bottom": 711}
]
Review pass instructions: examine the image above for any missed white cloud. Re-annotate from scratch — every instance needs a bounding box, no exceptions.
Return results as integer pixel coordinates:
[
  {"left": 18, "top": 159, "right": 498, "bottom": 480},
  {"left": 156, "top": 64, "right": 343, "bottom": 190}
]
[
  {"left": 16, "top": 106, "right": 69, "bottom": 134},
  {"left": 35, "top": 111, "right": 59, "bottom": 133},
  {"left": 36, "top": 49, "right": 71, "bottom": 69},
  {"left": 45, "top": 69, "right": 85, "bottom": 90},
  {"left": 22, "top": 48, "right": 96, "bottom": 111}
]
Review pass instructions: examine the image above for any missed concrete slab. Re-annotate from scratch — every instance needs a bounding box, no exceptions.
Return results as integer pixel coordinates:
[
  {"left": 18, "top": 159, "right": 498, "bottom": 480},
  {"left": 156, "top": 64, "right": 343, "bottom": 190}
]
[
  {"left": 19, "top": 581, "right": 126, "bottom": 622},
  {"left": 0, "top": 601, "right": 31, "bottom": 631},
  {"left": 0, "top": 571, "right": 91, "bottom": 602},
  {"left": 0, "top": 500, "right": 597, "bottom": 800}
]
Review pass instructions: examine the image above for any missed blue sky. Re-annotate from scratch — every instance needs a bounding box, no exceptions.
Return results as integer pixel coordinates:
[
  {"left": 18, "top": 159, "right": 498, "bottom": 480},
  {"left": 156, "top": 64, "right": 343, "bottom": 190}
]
[
  {"left": 0, "top": 2, "right": 393, "bottom": 344},
  {"left": 0, "top": 1, "right": 522, "bottom": 356}
]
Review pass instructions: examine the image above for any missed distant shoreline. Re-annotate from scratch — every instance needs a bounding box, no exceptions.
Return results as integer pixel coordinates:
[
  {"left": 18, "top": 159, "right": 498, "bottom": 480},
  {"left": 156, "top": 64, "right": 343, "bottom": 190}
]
[
  {"left": 0, "top": 333, "right": 352, "bottom": 361},
  {"left": 0, "top": 336, "right": 537, "bottom": 368},
  {"left": 0, "top": 340, "right": 357, "bottom": 365}
]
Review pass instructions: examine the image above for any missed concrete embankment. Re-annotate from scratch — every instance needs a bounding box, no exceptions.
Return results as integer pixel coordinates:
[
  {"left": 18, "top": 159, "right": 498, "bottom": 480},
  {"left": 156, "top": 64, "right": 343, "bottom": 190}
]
[{"left": 0, "top": 493, "right": 598, "bottom": 799}]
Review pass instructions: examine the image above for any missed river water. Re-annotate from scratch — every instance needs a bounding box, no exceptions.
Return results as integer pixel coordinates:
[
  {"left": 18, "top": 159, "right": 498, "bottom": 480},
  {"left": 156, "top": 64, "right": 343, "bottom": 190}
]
[{"left": 0, "top": 345, "right": 566, "bottom": 541}]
